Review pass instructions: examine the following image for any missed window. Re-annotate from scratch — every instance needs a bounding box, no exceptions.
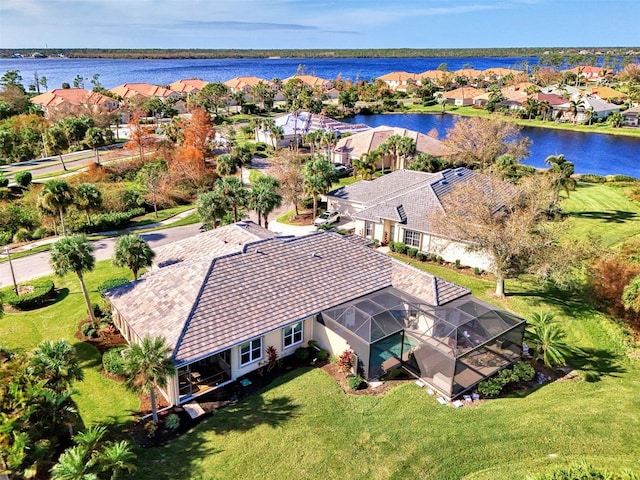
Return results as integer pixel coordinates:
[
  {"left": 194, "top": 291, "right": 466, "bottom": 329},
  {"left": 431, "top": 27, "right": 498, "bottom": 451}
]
[
  {"left": 365, "top": 221, "right": 374, "bottom": 238},
  {"left": 403, "top": 229, "right": 421, "bottom": 248},
  {"left": 240, "top": 338, "right": 262, "bottom": 366},
  {"left": 284, "top": 322, "right": 303, "bottom": 348}
]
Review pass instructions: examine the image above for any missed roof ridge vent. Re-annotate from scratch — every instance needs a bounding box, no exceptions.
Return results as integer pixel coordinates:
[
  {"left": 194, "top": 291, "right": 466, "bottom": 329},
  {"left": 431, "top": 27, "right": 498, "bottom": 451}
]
[{"left": 312, "top": 252, "right": 322, "bottom": 258}]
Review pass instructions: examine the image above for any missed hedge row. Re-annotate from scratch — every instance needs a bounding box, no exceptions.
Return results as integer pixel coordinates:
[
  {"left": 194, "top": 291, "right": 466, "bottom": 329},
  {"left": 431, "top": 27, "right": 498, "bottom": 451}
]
[
  {"left": 4, "top": 280, "right": 55, "bottom": 310},
  {"left": 74, "top": 208, "right": 146, "bottom": 234}
]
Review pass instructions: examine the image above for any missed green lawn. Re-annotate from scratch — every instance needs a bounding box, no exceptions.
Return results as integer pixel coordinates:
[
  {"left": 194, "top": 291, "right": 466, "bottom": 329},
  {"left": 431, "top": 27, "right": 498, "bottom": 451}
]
[
  {"left": 127, "top": 204, "right": 195, "bottom": 227},
  {"left": 561, "top": 182, "right": 640, "bottom": 247},
  {"left": 0, "top": 262, "right": 140, "bottom": 427}
]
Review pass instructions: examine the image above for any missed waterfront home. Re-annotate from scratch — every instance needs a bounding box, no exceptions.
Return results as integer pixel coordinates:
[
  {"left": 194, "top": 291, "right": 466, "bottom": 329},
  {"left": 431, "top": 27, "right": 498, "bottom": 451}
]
[
  {"left": 30, "top": 88, "right": 118, "bottom": 116},
  {"left": 440, "top": 87, "right": 485, "bottom": 106},
  {"left": 566, "top": 65, "right": 608, "bottom": 83},
  {"left": 472, "top": 89, "right": 528, "bottom": 109},
  {"left": 255, "top": 111, "right": 370, "bottom": 148},
  {"left": 168, "top": 78, "right": 209, "bottom": 95},
  {"left": 377, "top": 71, "right": 420, "bottom": 91},
  {"left": 584, "top": 86, "right": 628, "bottom": 104},
  {"left": 326, "top": 167, "right": 503, "bottom": 271},
  {"left": 621, "top": 105, "right": 640, "bottom": 127},
  {"left": 554, "top": 95, "right": 622, "bottom": 123},
  {"left": 332, "top": 125, "right": 446, "bottom": 168},
  {"left": 109, "top": 83, "right": 181, "bottom": 102},
  {"left": 105, "top": 226, "right": 525, "bottom": 404},
  {"left": 283, "top": 75, "right": 333, "bottom": 91},
  {"left": 482, "top": 67, "right": 520, "bottom": 81}
]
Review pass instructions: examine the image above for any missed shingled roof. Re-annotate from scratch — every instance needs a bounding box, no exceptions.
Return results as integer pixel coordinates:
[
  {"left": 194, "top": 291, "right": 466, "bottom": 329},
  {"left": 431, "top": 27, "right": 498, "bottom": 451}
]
[
  {"left": 106, "top": 231, "right": 469, "bottom": 365},
  {"left": 152, "top": 221, "right": 275, "bottom": 268}
]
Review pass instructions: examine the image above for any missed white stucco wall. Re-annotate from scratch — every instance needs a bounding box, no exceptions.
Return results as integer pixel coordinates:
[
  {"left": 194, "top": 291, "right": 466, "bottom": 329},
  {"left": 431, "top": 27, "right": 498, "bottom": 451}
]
[
  {"left": 313, "top": 321, "right": 351, "bottom": 357},
  {"left": 422, "top": 235, "right": 493, "bottom": 271}
]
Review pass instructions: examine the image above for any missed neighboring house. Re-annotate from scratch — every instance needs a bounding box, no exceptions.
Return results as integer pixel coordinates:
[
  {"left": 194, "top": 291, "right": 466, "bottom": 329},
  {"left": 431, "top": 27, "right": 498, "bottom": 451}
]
[
  {"left": 106, "top": 224, "right": 526, "bottom": 404},
  {"left": 440, "top": 87, "right": 485, "bottom": 106},
  {"left": 472, "top": 89, "right": 527, "bottom": 109},
  {"left": 109, "top": 83, "right": 181, "bottom": 102},
  {"left": 224, "top": 76, "right": 274, "bottom": 94},
  {"left": 482, "top": 68, "right": 520, "bottom": 81},
  {"left": 584, "top": 86, "right": 628, "bottom": 104},
  {"left": 168, "top": 78, "right": 209, "bottom": 95},
  {"left": 255, "top": 111, "right": 370, "bottom": 148},
  {"left": 332, "top": 125, "right": 447, "bottom": 168},
  {"left": 621, "top": 105, "right": 640, "bottom": 127},
  {"left": 327, "top": 168, "right": 503, "bottom": 271},
  {"left": 376, "top": 71, "right": 420, "bottom": 91},
  {"left": 566, "top": 65, "right": 607, "bottom": 83},
  {"left": 418, "top": 70, "right": 447, "bottom": 84},
  {"left": 540, "top": 84, "right": 580, "bottom": 99},
  {"left": 283, "top": 75, "right": 334, "bottom": 91},
  {"left": 30, "top": 88, "right": 118, "bottom": 116},
  {"left": 452, "top": 69, "right": 484, "bottom": 83},
  {"left": 555, "top": 95, "right": 621, "bottom": 123}
]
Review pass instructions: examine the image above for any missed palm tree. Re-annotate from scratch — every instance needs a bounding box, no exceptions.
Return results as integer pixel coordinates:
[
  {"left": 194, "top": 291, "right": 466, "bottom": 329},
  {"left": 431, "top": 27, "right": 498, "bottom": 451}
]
[
  {"left": 74, "top": 183, "right": 102, "bottom": 225},
  {"left": 73, "top": 424, "right": 107, "bottom": 455},
  {"left": 584, "top": 106, "right": 596, "bottom": 125},
  {"left": 98, "top": 441, "right": 137, "bottom": 480},
  {"left": 353, "top": 151, "right": 379, "bottom": 180},
  {"left": 50, "top": 445, "right": 93, "bottom": 480},
  {"left": 112, "top": 234, "right": 155, "bottom": 280},
  {"left": 123, "top": 336, "right": 176, "bottom": 424},
  {"left": 216, "top": 153, "right": 237, "bottom": 176},
  {"left": 567, "top": 98, "right": 585, "bottom": 124},
  {"left": 40, "top": 179, "right": 75, "bottom": 236},
  {"left": 270, "top": 125, "right": 284, "bottom": 149},
  {"left": 197, "top": 190, "right": 229, "bottom": 230},
  {"left": 231, "top": 90, "right": 245, "bottom": 113},
  {"left": 28, "top": 339, "right": 83, "bottom": 392},
  {"left": 303, "top": 156, "right": 336, "bottom": 220},
  {"left": 525, "top": 312, "right": 571, "bottom": 368},
  {"left": 545, "top": 154, "right": 576, "bottom": 199},
  {"left": 217, "top": 176, "right": 248, "bottom": 223},
  {"left": 50, "top": 235, "right": 97, "bottom": 326},
  {"left": 248, "top": 176, "right": 282, "bottom": 228},
  {"left": 232, "top": 144, "right": 253, "bottom": 178}
]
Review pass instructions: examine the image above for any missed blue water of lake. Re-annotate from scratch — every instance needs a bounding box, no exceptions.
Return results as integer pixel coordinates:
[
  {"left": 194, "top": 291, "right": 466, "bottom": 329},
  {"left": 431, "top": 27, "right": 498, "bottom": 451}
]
[{"left": 344, "top": 114, "right": 639, "bottom": 177}]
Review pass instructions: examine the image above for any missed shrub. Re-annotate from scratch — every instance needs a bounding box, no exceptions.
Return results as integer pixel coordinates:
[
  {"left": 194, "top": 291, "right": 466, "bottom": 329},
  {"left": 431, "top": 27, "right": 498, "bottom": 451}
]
[
  {"left": 336, "top": 350, "right": 354, "bottom": 374},
  {"left": 454, "top": 259, "right": 461, "bottom": 269},
  {"left": 102, "top": 347, "right": 127, "bottom": 376},
  {"left": 395, "top": 242, "right": 407, "bottom": 255},
  {"left": 294, "top": 347, "right": 310, "bottom": 362},
  {"left": 473, "top": 267, "right": 482, "bottom": 275},
  {"left": 607, "top": 174, "right": 638, "bottom": 183},
  {"left": 4, "top": 280, "right": 55, "bottom": 310},
  {"left": 81, "top": 322, "right": 98, "bottom": 339},
  {"left": 14, "top": 171, "right": 32, "bottom": 188},
  {"left": 591, "top": 258, "right": 640, "bottom": 318},
  {"left": 30, "top": 227, "right": 48, "bottom": 240},
  {"left": 74, "top": 208, "right": 146, "bottom": 234},
  {"left": 478, "top": 361, "right": 536, "bottom": 397},
  {"left": 530, "top": 461, "right": 640, "bottom": 480},
  {"left": 388, "top": 241, "right": 397, "bottom": 252},
  {"left": 97, "top": 277, "right": 130, "bottom": 297},
  {"left": 436, "top": 256, "right": 444, "bottom": 264},
  {"left": 477, "top": 376, "right": 505, "bottom": 397},
  {"left": 512, "top": 361, "right": 535, "bottom": 382},
  {"left": 165, "top": 413, "right": 180, "bottom": 431},
  {"left": 579, "top": 174, "right": 606, "bottom": 183},
  {"left": 0, "top": 176, "right": 8, "bottom": 188},
  {"left": 307, "top": 339, "right": 318, "bottom": 349},
  {"left": 144, "top": 420, "right": 157, "bottom": 438},
  {"left": 372, "top": 239, "right": 380, "bottom": 247},
  {"left": 416, "top": 251, "right": 427, "bottom": 261},
  {"left": 347, "top": 374, "right": 365, "bottom": 390},
  {"left": 12, "top": 228, "right": 31, "bottom": 243},
  {"left": 407, "top": 247, "right": 418, "bottom": 258},
  {"left": 316, "top": 349, "right": 329, "bottom": 361}
]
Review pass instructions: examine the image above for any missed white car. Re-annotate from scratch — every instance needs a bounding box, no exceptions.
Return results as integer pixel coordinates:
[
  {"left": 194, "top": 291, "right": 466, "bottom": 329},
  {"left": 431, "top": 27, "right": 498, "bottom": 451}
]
[{"left": 314, "top": 211, "right": 340, "bottom": 227}]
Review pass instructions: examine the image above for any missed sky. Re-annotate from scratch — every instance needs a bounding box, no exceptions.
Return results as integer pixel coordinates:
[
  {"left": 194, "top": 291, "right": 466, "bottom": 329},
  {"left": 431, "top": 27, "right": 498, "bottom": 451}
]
[{"left": 1, "top": 0, "right": 639, "bottom": 50}]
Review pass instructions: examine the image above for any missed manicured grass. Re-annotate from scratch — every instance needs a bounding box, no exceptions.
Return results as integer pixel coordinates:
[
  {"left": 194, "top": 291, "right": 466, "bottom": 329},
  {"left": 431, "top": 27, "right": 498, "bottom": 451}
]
[
  {"left": 248, "top": 168, "right": 265, "bottom": 184},
  {"left": 561, "top": 182, "right": 640, "bottom": 247},
  {"left": 128, "top": 204, "right": 195, "bottom": 227},
  {"left": 0, "top": 261, "right": 140, "bottom": 427}
]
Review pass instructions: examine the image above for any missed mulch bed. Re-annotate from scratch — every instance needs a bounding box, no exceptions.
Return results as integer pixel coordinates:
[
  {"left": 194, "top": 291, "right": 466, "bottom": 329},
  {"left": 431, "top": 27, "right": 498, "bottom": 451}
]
[
  {"left": 75, "top": 319, "right": 128, "bottom": 354},
  {"left": 321, "top": 362, "right": 411, "bottom": 396}
]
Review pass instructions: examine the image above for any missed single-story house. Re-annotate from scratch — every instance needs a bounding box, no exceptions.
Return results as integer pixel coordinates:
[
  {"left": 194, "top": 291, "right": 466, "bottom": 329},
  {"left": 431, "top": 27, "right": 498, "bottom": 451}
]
[
  {"left": 622, "top": 105, "right": 640, "bottom": 127},
  {"left": 327, "top": 168, "right": 503, "bottom": 271},
  {"left": 440, "top": 87, "right": 485, "bottom": 106},
  {"left": 584, "top": 86, "right": 628, "bottom": 104},
  {"left": 109, "top": 83, "right": 181, "bottom": 102},
  {"left": 482, "top": 68, "right": 520, "bottom": 81},
  {"left": 106, "top": 224, "right": 526, "bottom": 404},
  {"left": 255, "top": 111, "right": 370, "bottom": 148},
  {"left": 30, "top": 88, "right": 119, "bottom": 116},
  {"left": 566, "top": 65, "right": 607, "bottom": 83},
  {"left": 282, "top": 75, "right": 334, "bottom": 91},
  {"left": 332, "top": 125, "right": 447, "bottom": 168},
  {"left": 554, "top": 95, "right": 622, "bottom": 122}
]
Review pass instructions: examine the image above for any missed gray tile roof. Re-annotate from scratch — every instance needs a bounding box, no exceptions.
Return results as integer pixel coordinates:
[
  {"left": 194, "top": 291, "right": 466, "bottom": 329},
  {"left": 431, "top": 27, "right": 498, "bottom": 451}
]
[
  {"left": 351, "top": 168, "right": 506, "bottom": 236},
  {"left": 108, "top": 231, "right": 469, "bottom": 366},
  {"left": 152, "top": 221, "right": 275, "bottom": 268}
]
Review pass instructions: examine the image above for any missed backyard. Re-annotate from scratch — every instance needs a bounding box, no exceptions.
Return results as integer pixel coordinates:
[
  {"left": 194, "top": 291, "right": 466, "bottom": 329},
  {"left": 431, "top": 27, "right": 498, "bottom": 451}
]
[{"left": 1, "top": 180, "right": 639, "bottom": 479}]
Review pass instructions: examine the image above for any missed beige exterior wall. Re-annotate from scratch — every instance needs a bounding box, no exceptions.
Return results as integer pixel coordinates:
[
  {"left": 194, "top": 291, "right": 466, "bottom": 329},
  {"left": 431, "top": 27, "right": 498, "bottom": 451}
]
[
  {"left": 354, "top": 219, "right": 384, "bottom": 241},
  {"left": 313, "top": 321, "right": 351, "bottom": 356},
  {"left": 422, "top": 235, "right": 493, "bottom": 271}
]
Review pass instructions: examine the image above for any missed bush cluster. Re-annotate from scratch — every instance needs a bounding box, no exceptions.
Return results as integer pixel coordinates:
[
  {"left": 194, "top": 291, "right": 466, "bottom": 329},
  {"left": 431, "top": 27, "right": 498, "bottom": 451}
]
[
  {"left": 81, "top": 322, "right": 98, "bottom": 339},
  {"left": 74, "top": 207, "right": 145, "bottom": 234},
  {"left": 102, "top": 346, "right": 127, "bottom": 376},
  {"left": 347, "top": 375, "right": 365, "bottom": 390},
  {"left": 477, "top": 361, "right": 535, "bottom": 397},
  {"left": 3, "top": 280, "right": 55, "bottom": 310}
]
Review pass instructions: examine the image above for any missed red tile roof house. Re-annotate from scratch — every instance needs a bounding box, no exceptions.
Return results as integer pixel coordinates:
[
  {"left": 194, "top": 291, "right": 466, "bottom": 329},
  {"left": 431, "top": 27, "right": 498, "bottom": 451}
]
[
  {"left": 440, "top": 87, "right": 486, "bottom": 106},
  {"left": 168, "top": 78, "right": 209, "bottom": 95},
  {"left": 109, "top": 82, "right": 186, "bottom": 115},
  {"left": 376, "top": 71, "right": 420, "bottom": 91},
  {"left": 326, "top": 167, "right": 508, "bottom": 272},
  {"left": 105, "top": 222, "right": 525, "bottom": 404},
  {"left": 30, "top": 88, "right": 119, "bottom": 116}
]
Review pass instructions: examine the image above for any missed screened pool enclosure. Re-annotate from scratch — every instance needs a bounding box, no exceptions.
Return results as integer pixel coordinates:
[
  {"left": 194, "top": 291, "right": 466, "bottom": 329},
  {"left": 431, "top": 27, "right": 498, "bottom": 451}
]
[{"left": 320, "top": 287, "right": 526, "bottom": 399}]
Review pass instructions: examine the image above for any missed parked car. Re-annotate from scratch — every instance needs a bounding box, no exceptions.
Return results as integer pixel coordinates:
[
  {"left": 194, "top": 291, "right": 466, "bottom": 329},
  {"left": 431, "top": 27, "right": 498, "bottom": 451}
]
[
  {"left": 314, "top": 210, "right": 340, "bottom": 227},
  {"left": 334, "top": 164, "right": 353, "bottom": 177}
]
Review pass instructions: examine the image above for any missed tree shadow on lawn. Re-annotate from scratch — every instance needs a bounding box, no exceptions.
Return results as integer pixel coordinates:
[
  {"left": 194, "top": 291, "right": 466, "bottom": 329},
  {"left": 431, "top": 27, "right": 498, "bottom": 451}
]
[
  {"left": 507, "top": 283, "right": 597, "bottom": 319},
  {"left": 567, "top": 347, "right": 626, "bottom": 381},
  {"left": 568, "top": 210, "right": 637, "bottom": 224},
  {"left": 73, "top": 340, "right": 103, "bottom": 369}
]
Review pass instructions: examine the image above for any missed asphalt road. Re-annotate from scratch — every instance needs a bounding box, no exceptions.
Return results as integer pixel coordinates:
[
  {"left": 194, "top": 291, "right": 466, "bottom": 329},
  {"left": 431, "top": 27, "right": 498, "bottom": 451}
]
[{"left": 0, "top": 223, "right": 202, "bottom": 289}]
